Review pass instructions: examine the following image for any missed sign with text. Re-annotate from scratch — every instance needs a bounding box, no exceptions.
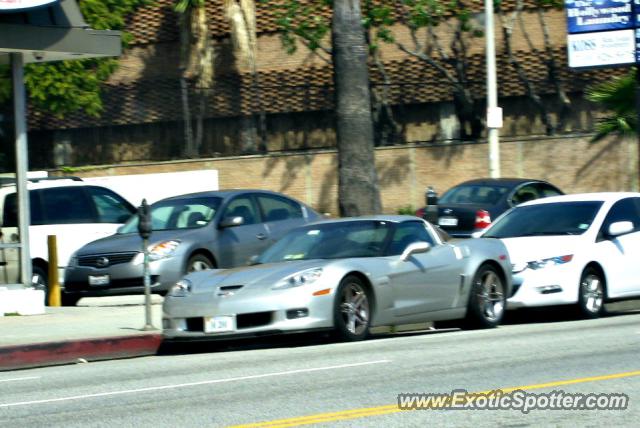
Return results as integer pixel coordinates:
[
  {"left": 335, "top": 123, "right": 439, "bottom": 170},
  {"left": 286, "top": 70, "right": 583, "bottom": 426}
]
[
  {"left": 565, "top": 0, "right": 634, "bottom": 34},
  {"left": 568, "top": 29, "right": 636, "bottom": 67},
  {"left": 0, "top": 0, "right": 57, "bottom": 11}
]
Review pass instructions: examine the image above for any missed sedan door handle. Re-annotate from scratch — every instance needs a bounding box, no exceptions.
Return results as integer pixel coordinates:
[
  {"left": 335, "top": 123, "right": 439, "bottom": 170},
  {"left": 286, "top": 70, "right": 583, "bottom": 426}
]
[{"left": 256, "top": 233, "right": 268, "bottom": 240}]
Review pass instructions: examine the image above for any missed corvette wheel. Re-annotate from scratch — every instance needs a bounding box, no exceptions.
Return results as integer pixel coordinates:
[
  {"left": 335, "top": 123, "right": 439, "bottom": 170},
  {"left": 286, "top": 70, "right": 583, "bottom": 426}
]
[
  {"left": 334, "top": 276, "right": 371, "bottom": 341},
  {"left": 186, "top": 254, "right": 214, "bottom": 273},
  {"left": 466, "top": 264, "right": 505, "bottom": 329},
  {"left": 578, "top": 267, "right": 605, "bottom": 319}
]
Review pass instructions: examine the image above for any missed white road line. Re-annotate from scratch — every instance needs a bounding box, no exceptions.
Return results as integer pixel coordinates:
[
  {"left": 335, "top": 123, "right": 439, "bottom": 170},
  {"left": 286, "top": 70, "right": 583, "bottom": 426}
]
[
  {"left": 0, "top": 360, "right": 390, "bottom": 408},
  {"left": 0, "top": 376, "right": 40, "bottom": 383}
]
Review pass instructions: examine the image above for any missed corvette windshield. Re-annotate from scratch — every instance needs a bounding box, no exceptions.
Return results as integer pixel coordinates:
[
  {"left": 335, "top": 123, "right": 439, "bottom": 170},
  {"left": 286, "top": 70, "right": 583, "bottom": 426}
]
[
  {"left": 119, "top": 197, "right": 222, "bottom": 233},
  {"left": 258, "top": 220, "right": 393, "bottom": 262},
  {"left": 483, "top": 201, "right": 603, "bottom": 239}
]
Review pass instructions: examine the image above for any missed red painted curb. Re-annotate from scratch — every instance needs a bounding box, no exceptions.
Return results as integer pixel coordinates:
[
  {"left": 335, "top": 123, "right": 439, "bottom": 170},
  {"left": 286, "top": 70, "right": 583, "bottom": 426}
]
[{"left": 0, "top": 334, "right": 163, "bottom": 371}]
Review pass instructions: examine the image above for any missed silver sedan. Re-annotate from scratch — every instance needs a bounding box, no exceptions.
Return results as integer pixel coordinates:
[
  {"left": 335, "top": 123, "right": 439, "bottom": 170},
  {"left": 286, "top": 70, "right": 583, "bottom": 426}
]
[{"left": 163, "top": 216, "right": 512, "bottom": 341}]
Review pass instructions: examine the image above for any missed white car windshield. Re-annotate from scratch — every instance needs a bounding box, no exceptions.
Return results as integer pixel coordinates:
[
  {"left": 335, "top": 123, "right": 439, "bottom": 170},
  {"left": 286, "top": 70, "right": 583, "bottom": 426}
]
[{"left": 483, "top": 201, "right": 603, "bottom": 238}]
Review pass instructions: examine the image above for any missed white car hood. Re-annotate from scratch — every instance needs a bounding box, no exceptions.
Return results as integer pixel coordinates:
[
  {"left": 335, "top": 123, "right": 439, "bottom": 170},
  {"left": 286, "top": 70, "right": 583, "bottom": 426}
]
[{"left": 501, "top": 235, "right": 584, "bottom": 264}]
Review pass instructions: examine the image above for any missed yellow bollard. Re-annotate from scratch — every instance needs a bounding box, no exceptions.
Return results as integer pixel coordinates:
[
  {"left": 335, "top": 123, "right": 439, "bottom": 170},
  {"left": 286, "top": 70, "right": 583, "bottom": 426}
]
[{"left": 47, "top": 235, "right": 60, "bottom": 307}]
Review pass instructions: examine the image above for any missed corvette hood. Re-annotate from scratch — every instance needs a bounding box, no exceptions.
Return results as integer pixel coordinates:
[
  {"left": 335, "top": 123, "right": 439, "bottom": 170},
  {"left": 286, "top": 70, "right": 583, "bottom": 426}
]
[
  {"left": 184, "top": 259, "right": 333, "bottom": 294},
  {"left": 500, "top": 235, "right": 584, "bottom": 264}
]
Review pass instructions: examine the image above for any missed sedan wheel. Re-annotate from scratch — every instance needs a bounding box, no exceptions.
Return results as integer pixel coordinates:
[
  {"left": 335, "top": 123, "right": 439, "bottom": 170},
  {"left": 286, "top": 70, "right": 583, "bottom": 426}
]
[
  {"left": 466, "top": 265, "right": 505, "bottom": 329},
  {"left": 186, "top": 254, "right": 214, "bottom": 272},
  {"left": 334, "top": 276, "right": 371, "bottom": 341},
  {"left": 578, "top": 267, "right": 605, "bottom": 319}
]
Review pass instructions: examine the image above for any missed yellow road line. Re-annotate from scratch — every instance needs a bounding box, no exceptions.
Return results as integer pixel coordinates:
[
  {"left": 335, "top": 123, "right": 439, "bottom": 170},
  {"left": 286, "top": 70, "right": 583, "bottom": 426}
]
[{"left": 229, "top": 369, "right": 640, "bottom": 428}]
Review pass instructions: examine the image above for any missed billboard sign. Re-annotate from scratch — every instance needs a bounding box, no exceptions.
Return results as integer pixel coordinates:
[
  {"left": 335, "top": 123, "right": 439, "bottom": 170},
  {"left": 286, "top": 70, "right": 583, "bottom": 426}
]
[
  {"left": 568, "top": 29, "right": 636, "bottom": 67},
  {"left": 565, "top": 0, "right": 634, "bottom": 34},
  {"left": 0, "top": 0, "right": 58, "bottom": 11}
]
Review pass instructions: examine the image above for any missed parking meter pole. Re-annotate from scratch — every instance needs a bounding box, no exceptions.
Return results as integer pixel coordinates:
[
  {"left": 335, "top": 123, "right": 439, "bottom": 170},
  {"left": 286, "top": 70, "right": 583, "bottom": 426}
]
[
  {"left": 142, "top": 237, "right": 154, "bottom": 331},
  {"left": 138, "top": 199, "right": 156, "bottom": 331}
]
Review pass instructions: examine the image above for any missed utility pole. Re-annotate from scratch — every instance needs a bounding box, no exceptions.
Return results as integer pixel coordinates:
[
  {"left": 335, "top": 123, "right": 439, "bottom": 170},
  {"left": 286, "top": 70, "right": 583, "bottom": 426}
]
[{"left": 485, "top": 0, "right": 502, "bottom": 178}]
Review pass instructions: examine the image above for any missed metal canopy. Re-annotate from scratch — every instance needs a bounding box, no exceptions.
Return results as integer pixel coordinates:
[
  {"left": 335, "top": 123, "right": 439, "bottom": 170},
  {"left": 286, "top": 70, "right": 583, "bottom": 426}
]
[
  {"left": 0, "top": 0, "right": 121, "bottom": 64},
  {"left": 0, "top": 0, "right": 121, "bottom": 290}
]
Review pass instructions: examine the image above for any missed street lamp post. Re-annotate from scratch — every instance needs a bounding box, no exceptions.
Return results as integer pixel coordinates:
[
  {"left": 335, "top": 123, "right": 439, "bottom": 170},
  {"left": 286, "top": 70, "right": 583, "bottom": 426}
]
[{"left": 485, "top": 0, "right": 502, "bottom": 178}]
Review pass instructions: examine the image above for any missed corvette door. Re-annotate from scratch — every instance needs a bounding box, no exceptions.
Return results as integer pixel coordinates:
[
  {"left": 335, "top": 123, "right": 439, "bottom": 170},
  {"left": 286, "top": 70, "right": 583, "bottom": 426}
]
[{"left": 388, "top": 221, "right": 462, "bottom": 317}]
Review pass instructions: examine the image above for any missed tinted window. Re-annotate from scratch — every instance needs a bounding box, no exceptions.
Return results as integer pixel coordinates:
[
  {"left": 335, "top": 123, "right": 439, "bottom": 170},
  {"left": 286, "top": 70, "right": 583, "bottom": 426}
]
[
  {"left": 388, "top": 221, "right": 435, "bottom": 255},
  {"left": 3, "top": 191, "right": 45, "bottom": 227},
  {"left": 119, "top": 196, "right": 221, "bottom": 233},
  {"left": 439, "top": 185, "right": 508, "bottom": 205},
  {"left": 483, "top": 201, "right": 603, "bottom": 238},
  {"left": 534, "top": 183, "right": 563, "bottom": 198},
  {"left": 257, "top": 194, "right": 303, "bottom": 222},
  {"left": 258, "top": 220, "right": 394, "bottom": 262},
  {"left": 86, "top": 186, "right": 135, "bottom": 223},
  {"left": 40, "top": 187, "right": 95, "bottom": 224},
  {"left": 511, "top": 184, "right": 540, "bottom": 205},
  {"left": 599, "top": 198, "right": 640, "bottom": 237},
  {"left": 224, "top": 196, "right": 259, "bottom": 225}
]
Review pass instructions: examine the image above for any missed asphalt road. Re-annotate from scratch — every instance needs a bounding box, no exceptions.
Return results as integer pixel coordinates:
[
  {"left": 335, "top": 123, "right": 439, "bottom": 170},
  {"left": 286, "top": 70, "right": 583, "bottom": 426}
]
[{"left": 1, "top": 308, "right": 639, "bottom": 427}]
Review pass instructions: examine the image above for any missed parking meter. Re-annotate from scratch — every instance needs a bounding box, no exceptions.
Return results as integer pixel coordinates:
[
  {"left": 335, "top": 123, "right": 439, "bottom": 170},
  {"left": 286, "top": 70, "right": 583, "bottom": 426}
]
[
  {"left": 424, "top": 186, "right": 439, "bottom": 224},
  {"left": 138, "top": 199, "right": 152, "bottom": 240},
  {"left": 137, "top": 199, "right": 155, "bottom": 330}
]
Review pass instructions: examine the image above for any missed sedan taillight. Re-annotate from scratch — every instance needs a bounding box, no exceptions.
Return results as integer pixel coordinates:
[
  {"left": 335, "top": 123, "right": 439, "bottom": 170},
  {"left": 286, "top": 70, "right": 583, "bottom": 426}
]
[{"left": 475, "top": 209, "right": 492, "bottom": 229}]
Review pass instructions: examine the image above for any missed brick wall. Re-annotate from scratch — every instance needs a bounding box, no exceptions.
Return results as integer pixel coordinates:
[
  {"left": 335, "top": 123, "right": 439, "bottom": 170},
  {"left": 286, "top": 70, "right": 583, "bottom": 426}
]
[{"left": 63, "top": 135, "right": 638, "bottom": 216}]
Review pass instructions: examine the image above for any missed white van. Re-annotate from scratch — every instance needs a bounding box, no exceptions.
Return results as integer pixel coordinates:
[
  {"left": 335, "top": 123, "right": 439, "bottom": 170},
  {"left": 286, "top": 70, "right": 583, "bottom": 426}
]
[{"left": 0, "top": 177, "right": 136, "bottom": 302}]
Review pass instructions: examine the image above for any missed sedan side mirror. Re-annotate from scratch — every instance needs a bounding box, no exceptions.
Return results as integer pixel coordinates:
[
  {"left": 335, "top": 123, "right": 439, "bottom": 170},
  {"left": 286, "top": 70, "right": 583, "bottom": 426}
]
[
  {"left": 219, "top": 216, "right": 245, "bottom": 229},
  {"left": 401, "top": 241, "right": 431, "bottom": 261},
  {"left": 608, "top": 221, "right": 634, "bottom": 237}
]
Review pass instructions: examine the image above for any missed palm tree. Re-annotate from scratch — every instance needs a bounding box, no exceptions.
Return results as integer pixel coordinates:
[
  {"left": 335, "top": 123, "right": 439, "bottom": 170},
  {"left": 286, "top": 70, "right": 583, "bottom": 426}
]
[
  {"left": 175, "top": 0, "right": 214, "bottom": 158},
  {"left": 224, "top": 0, "right": 263, "bottom": 153},
  {"left": 586, "top": 68, "right": 636, "bottom": 142},
  {"left": 333, "top": 0, "right": 381, "bottom": 215}
]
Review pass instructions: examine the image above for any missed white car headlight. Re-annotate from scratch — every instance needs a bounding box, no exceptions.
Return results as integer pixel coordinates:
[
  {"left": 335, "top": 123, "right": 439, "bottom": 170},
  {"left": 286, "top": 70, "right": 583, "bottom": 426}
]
[
  {"left": 272, "top": 268, "right": 323, "bottom": 290},
  {"left": 526, "top": 254, "right": 573, "bottom": 270},
  {"left": 168, "top": 278, "right": 192, "bottom": 297}
]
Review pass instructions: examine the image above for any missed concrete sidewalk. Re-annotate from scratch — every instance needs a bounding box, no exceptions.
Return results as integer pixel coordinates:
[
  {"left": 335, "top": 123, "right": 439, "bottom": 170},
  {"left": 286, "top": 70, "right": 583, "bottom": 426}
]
[{"left": 0, "top": 296, "right": 164, "bottom": 371}]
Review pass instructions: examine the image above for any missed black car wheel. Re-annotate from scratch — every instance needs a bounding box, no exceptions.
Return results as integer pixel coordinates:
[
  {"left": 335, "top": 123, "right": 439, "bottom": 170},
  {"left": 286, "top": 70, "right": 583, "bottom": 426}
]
[
  {"left": 334, "top": 275, "right": 371, "bottom": 341},
  {"left": 465, "top": 264, "right": 505, "bottom": 329},
  {"left": 32, "top": 265, "right": 48, "bottom": 305},
  {"left": 61, "top": 292, "right": 81, "bottom": 307}
]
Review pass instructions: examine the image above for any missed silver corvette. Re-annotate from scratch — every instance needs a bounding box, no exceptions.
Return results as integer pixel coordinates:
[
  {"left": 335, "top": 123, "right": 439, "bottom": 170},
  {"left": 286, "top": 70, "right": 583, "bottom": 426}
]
[{"left": 162, "top": 216, "right": 512, "bottom": 341}]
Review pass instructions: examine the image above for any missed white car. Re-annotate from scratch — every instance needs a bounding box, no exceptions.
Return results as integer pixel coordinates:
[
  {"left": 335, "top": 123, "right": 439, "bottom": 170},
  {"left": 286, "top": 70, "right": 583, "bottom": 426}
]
[
  {"left": 479, "top": 192, "right": 640, "bottom": 318},
  {"left": 0, "top": 177, "right": 136, "bottom": 302}
]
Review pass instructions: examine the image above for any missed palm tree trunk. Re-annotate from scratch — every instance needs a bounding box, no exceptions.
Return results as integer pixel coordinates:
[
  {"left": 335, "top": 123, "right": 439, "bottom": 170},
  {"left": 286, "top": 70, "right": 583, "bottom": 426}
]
[{"left": 332, "top": 0, "right": 381, "bottom": 216}]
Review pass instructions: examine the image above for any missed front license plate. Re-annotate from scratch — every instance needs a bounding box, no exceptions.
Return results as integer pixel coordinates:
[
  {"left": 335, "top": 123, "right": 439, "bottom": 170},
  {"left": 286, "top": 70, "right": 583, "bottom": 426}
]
[
  {"left": 204, "top": 315, "right": 236, "bottom": 333},
  {"left": 438, "top": 216, "right": 458, "bottom": 227},
  {"left": 88, "top": 274, "right": 110, "bottom": 286}
]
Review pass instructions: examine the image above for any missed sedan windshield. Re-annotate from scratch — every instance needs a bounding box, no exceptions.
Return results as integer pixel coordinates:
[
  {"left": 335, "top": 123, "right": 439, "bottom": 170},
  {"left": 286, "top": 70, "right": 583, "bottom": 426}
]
[
  {"left": 439, "top": 185, "right": 509, "bottom": 205},
  {"left": 258, "top": 220, "right": 394, "bottom": 263},
  {"left": 483, "top": 201, "right": 603, "bottom": 238},
  {"left": 118, "top": 197, "right": 222, "bottom": 233}
]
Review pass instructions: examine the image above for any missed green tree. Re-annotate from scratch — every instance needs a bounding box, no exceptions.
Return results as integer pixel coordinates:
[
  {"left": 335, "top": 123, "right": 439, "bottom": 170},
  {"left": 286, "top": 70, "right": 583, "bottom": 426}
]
[
  {"left": 586, "top": 68, "right": 636, "bottom": 142},
  {"left": 0, "top": 0, "right": 148, "bottom": 118}
]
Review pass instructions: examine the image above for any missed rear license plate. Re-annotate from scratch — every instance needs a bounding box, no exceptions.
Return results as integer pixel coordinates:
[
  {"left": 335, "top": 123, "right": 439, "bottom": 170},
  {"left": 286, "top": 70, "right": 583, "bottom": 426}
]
[
  {"left": 204, "top": 315, "right": 236, "bottom": 333},
  {"left": 438, "top": 216, "right": 458, "bottom": 227},
  {"left": 88, "top": 274, "right": 110, "bottom": 286}
]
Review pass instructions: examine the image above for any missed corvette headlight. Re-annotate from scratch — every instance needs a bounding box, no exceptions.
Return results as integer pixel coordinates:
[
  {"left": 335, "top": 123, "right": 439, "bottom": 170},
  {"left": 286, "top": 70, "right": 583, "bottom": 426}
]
[
  {"left": 272, "top": 268, "right": 323, "bottom": 290},
  {"left": 526, "top": 255, "right": 573, "bottom": 270},
  {"left": 168, "top": 278, "right": 192, "bottom": 297}
]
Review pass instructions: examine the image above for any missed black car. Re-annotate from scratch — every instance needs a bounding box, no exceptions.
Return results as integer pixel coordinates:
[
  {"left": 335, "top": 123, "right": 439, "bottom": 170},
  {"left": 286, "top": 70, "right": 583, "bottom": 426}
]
[{"left": 419, "top": 178, "right": 563, "bottom": 238}]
